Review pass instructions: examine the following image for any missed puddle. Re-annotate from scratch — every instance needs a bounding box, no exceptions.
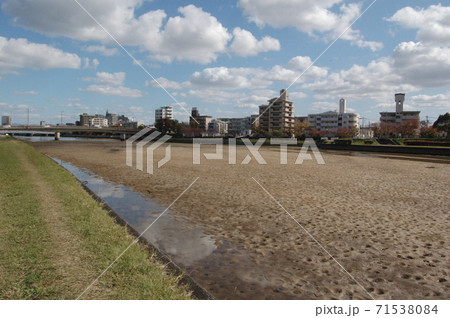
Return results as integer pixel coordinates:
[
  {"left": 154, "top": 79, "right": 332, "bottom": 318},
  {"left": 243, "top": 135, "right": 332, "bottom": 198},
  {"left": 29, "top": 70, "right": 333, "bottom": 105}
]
[
  {"left": 50, "top": 157, "right": 297, "bottom": 299},
  {"left": 51, "top": 157, "right": 217, "bottom": 267}
]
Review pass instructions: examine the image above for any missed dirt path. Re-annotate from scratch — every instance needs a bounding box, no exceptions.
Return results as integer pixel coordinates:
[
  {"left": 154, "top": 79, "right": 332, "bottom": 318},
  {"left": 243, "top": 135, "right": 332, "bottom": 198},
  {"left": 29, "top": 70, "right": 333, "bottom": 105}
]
[{"left": 13, "top": 142, "right": 99, "bottom": 298}]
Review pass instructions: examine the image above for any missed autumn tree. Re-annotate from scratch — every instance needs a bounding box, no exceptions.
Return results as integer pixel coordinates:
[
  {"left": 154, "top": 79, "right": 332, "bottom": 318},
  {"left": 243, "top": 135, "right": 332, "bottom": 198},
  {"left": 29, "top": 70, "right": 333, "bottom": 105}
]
[
  {"left": 397, "top": 119, "right": 419, "bottom": 137},
  {"left": 294, "top": 122, "right": 311, "bottom": 138}
]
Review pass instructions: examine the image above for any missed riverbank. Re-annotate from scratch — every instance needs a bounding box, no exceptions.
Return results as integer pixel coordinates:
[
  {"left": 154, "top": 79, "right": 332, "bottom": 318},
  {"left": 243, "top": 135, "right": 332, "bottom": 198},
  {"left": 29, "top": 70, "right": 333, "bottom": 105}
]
[
  {"left": 30, "top": 139, "right": 450, "bottom": 299},
  {"left": 0, "top": 137, "right": 192, "bottom": 299}
]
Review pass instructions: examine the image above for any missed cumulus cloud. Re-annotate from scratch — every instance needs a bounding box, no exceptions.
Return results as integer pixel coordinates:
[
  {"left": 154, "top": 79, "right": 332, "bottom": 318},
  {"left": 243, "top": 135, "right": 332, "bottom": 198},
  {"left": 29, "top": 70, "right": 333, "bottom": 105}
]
[
  {"left": 146, "top": 78, "right": 187, "bottom": 90},
  {"left": 230, "top": 27, "right": 280, "bottom": 57},
  {"left": 311, "top": 101, "right": 339, "bottom": 111},
  {"left": 189, "top": 67, "right": 270, "bottom": 90},
  {"left": 0, "top": 36, "right": 81, "bottom": 70},
  {"left": 82, "top": 72, "right": 142, "bottom": 98},
  {"left": 410, "top": 92, "right": 450, "bottom": 108},
  {"left": 304, "top": 39, "right": 450, "bottom": 101},
  {"left": 238, "top": 0, "right": 382, "bottom": 51},
  {"left": 84, "top": 45, "right": 119, "bottom": 56},
  {"left": 13, "top": 90, "right": 39, "bottom": 95},
  {"left": 85, "top": 72, "right": 126, "bottom": 86},
  {"left": 83, "top": 58, "right": 99, "bottom": 70},
  {"left": 152, "top": 56, "right": 327, "bottom": 95},
  {"left": 84, "top": 85, "right": 142, "bottom": 98},
  {"left": 387, "top": 4, "right": 450, "bottom": 46},
  {"left": 148, "top": 5, "right": 231, "bottom": 64},
  {"left": 4, "top": 1, "right": 280, "bottom": 64},
  {"left": 392, "top": 42, "right": 450, "bottom": 87}
]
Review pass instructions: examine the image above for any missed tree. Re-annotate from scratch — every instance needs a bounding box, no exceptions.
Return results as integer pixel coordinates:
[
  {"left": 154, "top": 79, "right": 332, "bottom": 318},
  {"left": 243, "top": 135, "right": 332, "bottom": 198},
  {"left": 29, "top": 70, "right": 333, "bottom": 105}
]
[
  {"left": 420, "top": 126, "right": 439, "bottom": 138},
  {"left": 336, "top": 127, "right": 358, "bottom": 138},
  {"left": 371, "top": 123, "right": 381, "bottom": 138},
  {"left": 155, "top": 118, "right": 176, "bottom": 134},
  {"left": 377, "top": 122, "right": 398, "bottom": 137},
  {"left": 272, "top": 130, "right": 283, "bottom": 137},
  {"left": 251, "top": 125, "right": 265, "bottom": 138},
  {"left": 294, "top": 122, "right": 311, "bottom": 138},
  {"left": 433, "top": 112, "right": 450, "bottom": 136},
  {"left": 397, "top": 119, "right": 419, "bottom": 137}
]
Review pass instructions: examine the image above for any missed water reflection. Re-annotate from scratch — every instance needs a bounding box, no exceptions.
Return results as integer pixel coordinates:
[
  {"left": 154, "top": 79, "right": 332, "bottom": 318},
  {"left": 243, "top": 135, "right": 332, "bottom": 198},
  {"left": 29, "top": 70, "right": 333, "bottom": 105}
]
[
  {"left": 49, "top": 157, "right": 307, "bottom": 299},
  {"left": 52, "top": 158, "right": 217, "bottom": 267}
]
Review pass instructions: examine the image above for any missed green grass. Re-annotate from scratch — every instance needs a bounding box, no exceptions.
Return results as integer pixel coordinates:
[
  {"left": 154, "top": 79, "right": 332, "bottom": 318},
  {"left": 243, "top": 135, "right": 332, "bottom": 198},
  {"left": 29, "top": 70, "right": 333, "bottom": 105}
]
[{"left": 0, "top": 137, "right": 192, "bottom": 299}]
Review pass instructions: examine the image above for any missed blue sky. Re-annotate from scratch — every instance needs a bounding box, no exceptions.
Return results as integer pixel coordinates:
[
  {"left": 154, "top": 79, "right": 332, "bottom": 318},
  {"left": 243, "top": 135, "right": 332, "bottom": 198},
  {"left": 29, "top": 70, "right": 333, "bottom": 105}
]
[{"left": 0, "top": 0, "right": 449, "bottom": 126}]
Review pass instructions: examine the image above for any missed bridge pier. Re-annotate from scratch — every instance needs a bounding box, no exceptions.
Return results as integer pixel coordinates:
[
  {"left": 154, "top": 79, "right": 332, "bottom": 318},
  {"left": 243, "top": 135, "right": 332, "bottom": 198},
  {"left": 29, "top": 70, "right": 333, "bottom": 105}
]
[{"left": 55, "top": 132, "right": 60, "bottom": 141}]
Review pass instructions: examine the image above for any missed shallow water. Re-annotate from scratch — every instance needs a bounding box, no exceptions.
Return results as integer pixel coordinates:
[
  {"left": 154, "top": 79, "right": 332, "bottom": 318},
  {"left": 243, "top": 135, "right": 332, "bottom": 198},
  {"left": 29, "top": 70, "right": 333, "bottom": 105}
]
[{"left": 51, "top": 157, "right": 297, "bottom": 299}]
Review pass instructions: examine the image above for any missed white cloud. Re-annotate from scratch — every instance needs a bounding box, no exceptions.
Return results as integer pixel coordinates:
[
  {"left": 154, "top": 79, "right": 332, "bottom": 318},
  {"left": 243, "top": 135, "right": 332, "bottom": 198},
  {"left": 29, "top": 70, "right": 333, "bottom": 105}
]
[
  {"left": 392, "top": 41, "right": 450, "bottom": 87},
  {"left": 84, "top": 85, "right": 142, "bottom": 98},
  {"left": 4, "top": 1, "right": 258, "bottom": 64},
  {"left": 238, "top": 0, "right": 382, "bottom": 51},
  {"left": 85, "top": 45, "right": 119, "bottom": 56},
  {"left": 311, "top": 101, "right": 339, "bottom": 112},
  {"left": 387, "top": 4, "right": 450, "bottom": 46},
  {"left": 82, "top": 72, "right": 142, "bottom": 98},
  {"left": 85, "top": 72, "right": 126, "bottom": 86},
  {"left": 148, "top": 59, "right": 327, "bottom": 100},
  {"left": 410, "top": 92, "right": 450, "bottom": 108},
  {"left": 189, "top": 67, "right": 270, "bottom": 90},
  {"left": 148, "top": 5, "right": 231, "bottom": 64},
  {"left": 304, "top": 40, "right": 450, "bottom": 101},
  {"left": 147, "top": 78, "right": 187, "bottom": 90},
  {"left": 13, "top": 90, "right": 39, "bottom": 95},
  {"left": 0, "top": 36, "right": 81, "bottom": 70},
  {"left": 230, "top": 27, "right": 280, "bottom": 57},
  {"left": 83, "top": 58, "right": 99, "bottom": 69}
]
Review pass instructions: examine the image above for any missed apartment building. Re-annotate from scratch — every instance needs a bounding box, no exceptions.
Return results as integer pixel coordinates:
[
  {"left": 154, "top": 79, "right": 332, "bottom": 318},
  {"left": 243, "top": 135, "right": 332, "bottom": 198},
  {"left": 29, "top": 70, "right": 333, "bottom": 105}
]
[
  {"left": 308, "top": 99, "right": 360, "bottom": 133},
  {"left": 190, "top": 107, "right": 212, "bottom": 130},
  {"left": 208, "top": 119, "right": 228, "bottom": 136},
  {"left": 155, "top": 106, "right": 173, "bottom": 121},
  {"left": 308, "top": 111, "right": 360, "bottom": 132},
  {"left": 89, "top": 117, "right": 109, "bottom": 127},
  {"left": 258, "top": 89, "right": 295, "bottom": 133},
  {"left": 380, "top": 93, "right": 420, "bottom": 125}
]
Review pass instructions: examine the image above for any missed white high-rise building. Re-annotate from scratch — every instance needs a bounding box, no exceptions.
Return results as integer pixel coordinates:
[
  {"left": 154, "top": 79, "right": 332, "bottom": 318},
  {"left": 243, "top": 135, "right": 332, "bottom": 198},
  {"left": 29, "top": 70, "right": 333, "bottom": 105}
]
[
  {"left": 339, "top": 98, "right": 346, "bottom": 114},
  {"left": 155, "top": 106, "right": 173, "bottom": 122}
]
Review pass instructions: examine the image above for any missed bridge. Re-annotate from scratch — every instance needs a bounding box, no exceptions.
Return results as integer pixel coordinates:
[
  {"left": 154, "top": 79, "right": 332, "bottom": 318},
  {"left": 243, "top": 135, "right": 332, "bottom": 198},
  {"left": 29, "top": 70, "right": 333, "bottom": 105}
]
[{"left": 0, "top": 126, "right": 140, "bottom": 140}]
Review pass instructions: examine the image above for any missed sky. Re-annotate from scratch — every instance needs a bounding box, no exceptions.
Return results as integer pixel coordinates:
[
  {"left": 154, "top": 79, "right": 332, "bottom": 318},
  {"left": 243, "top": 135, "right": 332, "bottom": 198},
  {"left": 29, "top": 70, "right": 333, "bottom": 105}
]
[{"left": 0, "top": 0, "right": 449, "bottom": 126}]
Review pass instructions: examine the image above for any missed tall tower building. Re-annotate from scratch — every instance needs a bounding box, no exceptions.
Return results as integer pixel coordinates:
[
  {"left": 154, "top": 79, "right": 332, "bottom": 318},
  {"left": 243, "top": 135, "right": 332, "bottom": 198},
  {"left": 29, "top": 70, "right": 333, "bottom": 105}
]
[
  {"left": 395, "top": 93, "right": 405, "bottom": 113},
  {"left": 339, "top": 98, "right": 346, "bottom": 114}
]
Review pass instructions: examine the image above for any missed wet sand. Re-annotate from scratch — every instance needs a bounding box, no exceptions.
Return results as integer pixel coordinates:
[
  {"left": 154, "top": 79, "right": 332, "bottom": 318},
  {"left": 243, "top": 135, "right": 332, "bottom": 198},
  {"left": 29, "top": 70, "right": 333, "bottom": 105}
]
[{"left": 31, "top": 140, "right": 449, "bottom": 299}]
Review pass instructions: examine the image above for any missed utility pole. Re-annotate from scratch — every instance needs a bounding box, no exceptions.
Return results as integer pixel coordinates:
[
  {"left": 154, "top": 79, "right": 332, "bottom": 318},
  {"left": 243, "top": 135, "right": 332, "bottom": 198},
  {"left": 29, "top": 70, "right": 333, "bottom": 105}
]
[
  {"left": 61, "top": 111, "right": 63, "bottom": 126},
  {"left": 27, "top": 107, "right": 30, "bottom": 129}
]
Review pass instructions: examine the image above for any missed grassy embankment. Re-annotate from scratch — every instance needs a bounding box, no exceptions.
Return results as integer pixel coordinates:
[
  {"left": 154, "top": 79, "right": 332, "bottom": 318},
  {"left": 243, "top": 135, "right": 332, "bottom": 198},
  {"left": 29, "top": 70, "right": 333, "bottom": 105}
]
[{"left": 0, "top": 137, "right": 191, "bottom": 299}]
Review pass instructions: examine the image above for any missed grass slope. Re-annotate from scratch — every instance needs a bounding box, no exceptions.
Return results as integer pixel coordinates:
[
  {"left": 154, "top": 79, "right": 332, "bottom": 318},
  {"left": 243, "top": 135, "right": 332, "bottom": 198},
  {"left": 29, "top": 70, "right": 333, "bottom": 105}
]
[{"left": 0, "top": 138, "right": 191, "bottom": 299}]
